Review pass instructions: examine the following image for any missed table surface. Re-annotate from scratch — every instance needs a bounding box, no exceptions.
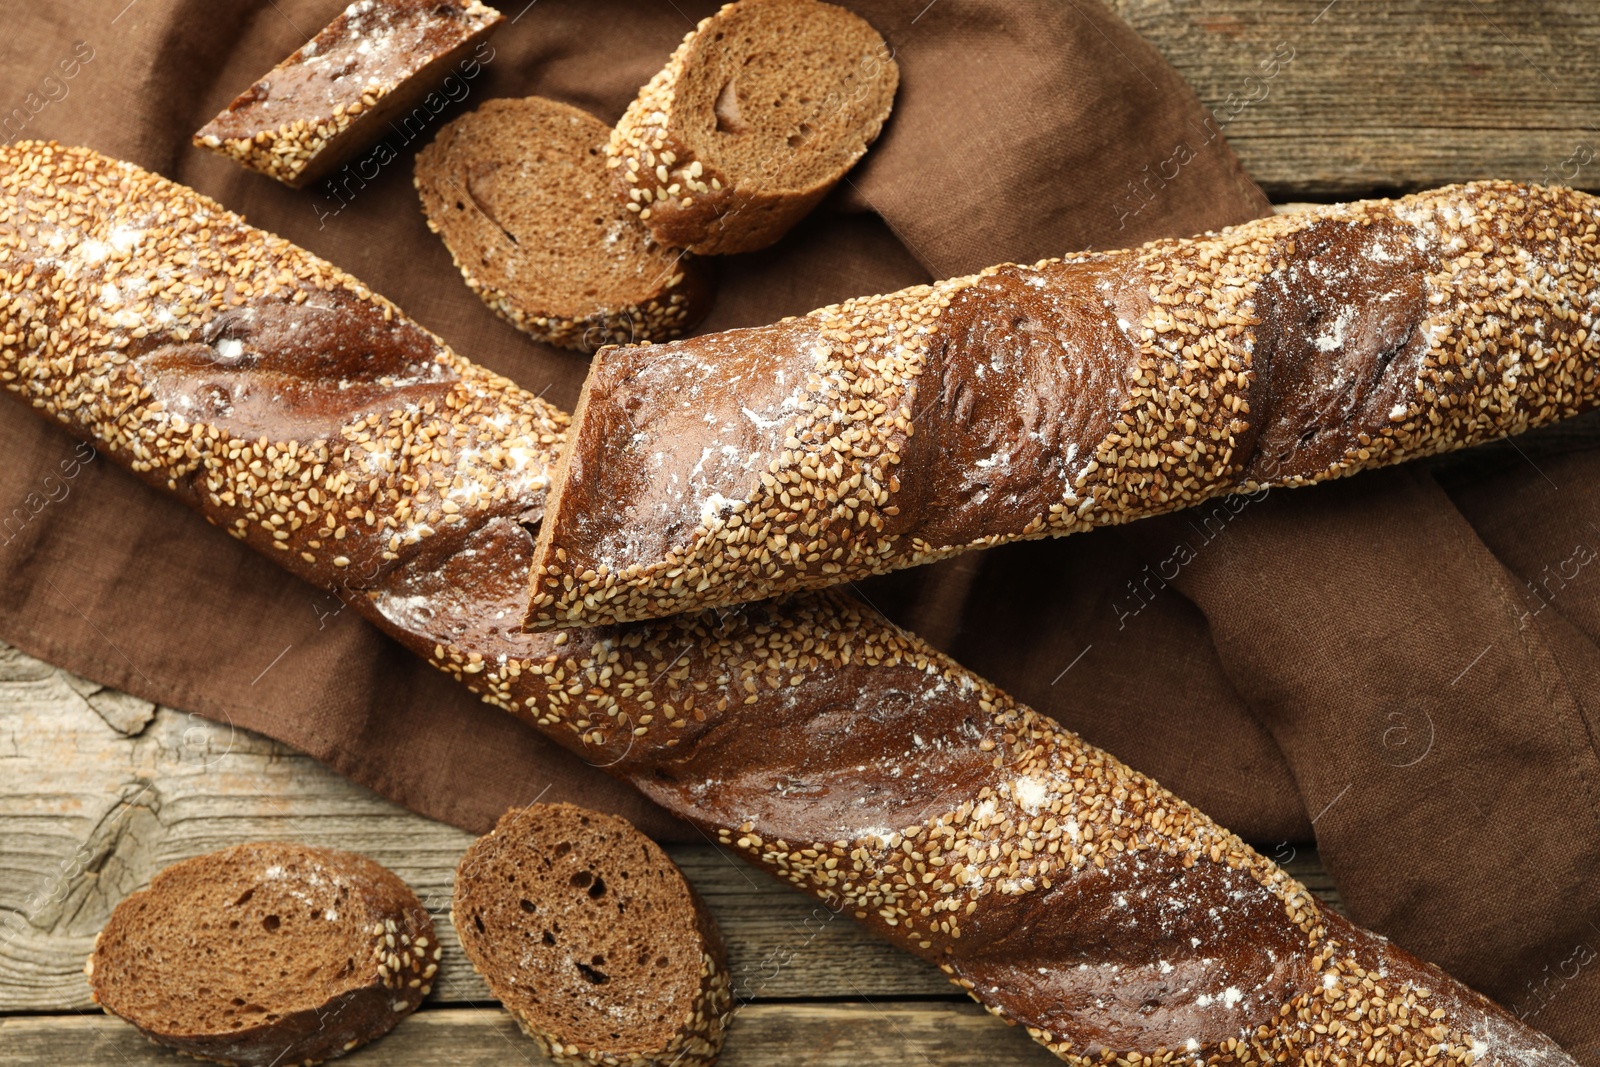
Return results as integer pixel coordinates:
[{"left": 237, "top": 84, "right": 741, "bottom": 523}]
[{"left": 3, "top": 1, "right": 1594, "bottom": 1064}]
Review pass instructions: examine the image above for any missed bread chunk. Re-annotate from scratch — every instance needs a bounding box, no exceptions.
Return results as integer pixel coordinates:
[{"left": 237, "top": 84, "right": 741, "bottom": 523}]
[
  {"left": 195, "top": 0, "right": 502, "bottom": 188},
  {"left": 416, "top": 97, "right": 714, "bottom": 352},
  {"left": 608, "top": 0, "right": 898, "bottom": 255},
  {"left": 87, "top": 842, "right": 437, "bottom": 1066},
  {"left": 452, "top": 804, "right": 731, "bottom": 1067}
]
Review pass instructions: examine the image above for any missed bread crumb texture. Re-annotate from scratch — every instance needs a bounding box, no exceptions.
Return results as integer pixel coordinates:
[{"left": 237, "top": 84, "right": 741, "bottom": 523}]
[
  {"left": 415, "top": 96, "right": 712, "bottom": 352},
  {"left": 452, "top": 803, "right": 730, "bottom": 1067},
  {"left": 87, "top": 842, "right": 435, "bottom": 1066},
  {"left": 606, "top": 0, "right": 898, "bottom": 254}
]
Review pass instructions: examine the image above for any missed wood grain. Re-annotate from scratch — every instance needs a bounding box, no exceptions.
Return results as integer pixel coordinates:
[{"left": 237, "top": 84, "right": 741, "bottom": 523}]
[
  {"left": 1108, "top": 0, "right": 1600, "bottom": 198},
  {"left": 1, "top": 1004, "right": 1070, "bottom": 1066}
]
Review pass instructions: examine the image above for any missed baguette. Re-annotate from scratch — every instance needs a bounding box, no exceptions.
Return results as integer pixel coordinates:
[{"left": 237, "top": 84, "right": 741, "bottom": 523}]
[
  {"left": 523, "top": 182, "right": 1600, "bottom": 629},
  {"left": 0, "top": 143, "right": 1573, "bottom": 1067}
]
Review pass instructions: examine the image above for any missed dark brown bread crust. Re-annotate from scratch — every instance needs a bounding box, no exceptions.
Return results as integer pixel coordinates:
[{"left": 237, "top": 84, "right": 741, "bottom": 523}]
[
  {"left": 0, "top": 144, "right": 1572, "bottom": 1066},
  {"left": 195, "top": 0, "right": 502, "bottom": 188},
  {"left": 607, "top": 0, "right": 898, "bottom": 255},
  {"left": 87, "top": 843, "right": 436, "bottom": 1067},
  {"left": 525, "top": 183, "right": 1600, "bottom": 629},
  {"left": 453, "top": 804, "right": 731, "bottom": 1066},
  {"left": 415, "top": 97, "right": 715, "bottom": 351}
]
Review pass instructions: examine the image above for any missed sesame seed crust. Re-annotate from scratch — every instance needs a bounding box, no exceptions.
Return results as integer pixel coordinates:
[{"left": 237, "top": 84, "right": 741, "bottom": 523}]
[
  {"left": 1, "top": 144, "right": 1570, "bottom": 1066},
  {"left": 605, "top": 0, "right": 899, "bottom": 255},
  {"left": 193, "top": 0, "right": 503, "bottom": 189},
  {"left": 526, "top": 181, "right": 1600, "bottom": 631},
  {"left": 533, "top": 594, "right": 1571, "bottom": 1066},
  {"left": 0, "top": 141, "right": 564, "bottom": 599}
]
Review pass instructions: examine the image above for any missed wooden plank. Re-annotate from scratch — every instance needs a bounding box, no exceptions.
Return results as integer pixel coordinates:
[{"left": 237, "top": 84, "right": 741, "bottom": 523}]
[
  {"left": 6, "top": 1003, "right": 1069, "bottom": 1067},
  {"left": 0, "top": 635, "right": 1339, "bottom": 1014},
  {"left": 1108, "top": 0, "right": 1600, "bottom": 198}
]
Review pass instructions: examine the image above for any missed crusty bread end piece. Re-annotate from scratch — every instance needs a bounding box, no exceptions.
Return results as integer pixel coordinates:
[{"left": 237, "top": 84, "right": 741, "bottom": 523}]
[
  {"left": 195, "top": 0, "right": 503, "bottom": 188},
  {"left": 417, "top": 97, "right": 715, "bottom": 352},
  {"left": 87, "top": 842, "right": 437, "bottom": 1067},
  {"left": 607, "top": 0, "right": 898, "bottom": 255},
  {"left": 452, "top": 804, "right": 731, "bottom": 1067}
]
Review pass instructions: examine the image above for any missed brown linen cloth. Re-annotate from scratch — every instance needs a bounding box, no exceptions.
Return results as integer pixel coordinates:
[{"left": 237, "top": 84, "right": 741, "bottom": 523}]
[{"left": 2, "top": 0, "right": 1597, "bottom": 1057}]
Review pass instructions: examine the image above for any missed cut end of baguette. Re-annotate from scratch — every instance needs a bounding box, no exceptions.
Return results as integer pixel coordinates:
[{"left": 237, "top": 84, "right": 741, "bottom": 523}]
[
  {"left": 452, "top": 803, "right": 731, "bottom": 1067},
  {"left": 522, "top": 316, "right": 826, "bottom": 633},
  {"left": 88, "top": 842, "right": 435, "bottom": 1067},
  {"left": 195, "top": 0, "right": 504, "bottom": 188},
  {"left": 415, "top": 97, "right": 715, "bottom": 352},
  {"left": 608, "top": 0, "right": 899, "bottom": 255}
]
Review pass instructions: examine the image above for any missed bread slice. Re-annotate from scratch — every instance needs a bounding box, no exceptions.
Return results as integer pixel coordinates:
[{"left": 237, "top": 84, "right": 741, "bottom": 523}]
[
  {"left": 608, "top": 0, "right": 899, "bottom": 255},
  {"left": 415, "top": 97, "right": 714, "bottom": 352},
  {"left": 452, "top": 804, "right": 731, "bottom": 1067},
  {"left": 195, "top": 0, "right": 503, "bottom": 188},
  {"left": 87, "top": 842, "right": 437, "bottom": 1066}
]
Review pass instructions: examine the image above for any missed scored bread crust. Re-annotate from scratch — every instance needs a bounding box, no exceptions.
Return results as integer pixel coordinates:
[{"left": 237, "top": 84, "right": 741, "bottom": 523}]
[
  {"left": 0, "top": 143, "right": 1575, "bottom": 1066},
  {"left": 606, "top": 0, "right": 899, "bottom": 255},
  {"left": 87, "top": 843, "right": 437, "bottom": 1067},
  {"left": 416, "top": 98, "right": 715, "bottom": 352},
  {"left": 524, "top": 182, "right": 1600, "bottom": 629},
  {"left": 195, "top": 0, "right": 503, "bottom": 189},
  {"left": 452, "top": 804, "right": 731, "bottom": 1067}
]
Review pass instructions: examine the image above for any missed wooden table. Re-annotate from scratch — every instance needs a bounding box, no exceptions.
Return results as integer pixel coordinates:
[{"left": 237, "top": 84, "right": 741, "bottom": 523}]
[{"left": 2, "top": 2, "right": 1593, "bottom": 1063}]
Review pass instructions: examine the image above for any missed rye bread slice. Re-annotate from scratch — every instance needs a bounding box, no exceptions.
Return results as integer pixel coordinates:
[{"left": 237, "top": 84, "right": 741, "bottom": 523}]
[
  {"left": 608, "top": 0, "right": 899, "bottom": 255},
  {"left": 195, "top": 0, "right": 503, "bottom": 188},
  {"left": 87, "top": 842, "right": 437, "bottom": 1067},
  {"left": 415, "top": 97, "right": 714, "bottom": 353},
  {"left": 452, "top": 804, "right": 731, "bottom": 1067}
]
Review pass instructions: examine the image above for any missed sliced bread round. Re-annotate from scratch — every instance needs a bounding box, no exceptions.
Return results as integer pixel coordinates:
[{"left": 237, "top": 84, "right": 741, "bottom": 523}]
[
  {"left": 415, "top": 97, "right": 714, "bottom": 352},
  {"left": 452, "top": 803, "right": 731, "bottom": 1067},
  {"left": 87, "top": 842, "right": 437, "bottom": 1067},
  {"left": 607, "top": 0, "right": 899, "bottom": 255}
]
